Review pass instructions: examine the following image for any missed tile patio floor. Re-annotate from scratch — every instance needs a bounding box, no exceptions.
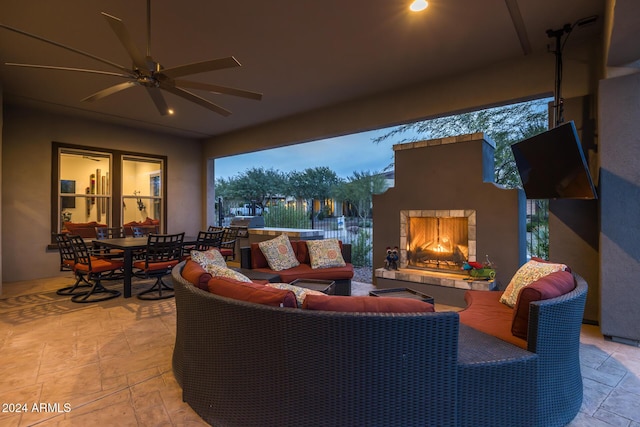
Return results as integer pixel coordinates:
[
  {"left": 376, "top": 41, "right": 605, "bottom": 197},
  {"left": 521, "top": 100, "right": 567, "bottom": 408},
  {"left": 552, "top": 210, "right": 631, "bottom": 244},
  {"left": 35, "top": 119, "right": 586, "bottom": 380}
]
[{"left": 1, "top": 273, "right": 639, "bottom": 426}]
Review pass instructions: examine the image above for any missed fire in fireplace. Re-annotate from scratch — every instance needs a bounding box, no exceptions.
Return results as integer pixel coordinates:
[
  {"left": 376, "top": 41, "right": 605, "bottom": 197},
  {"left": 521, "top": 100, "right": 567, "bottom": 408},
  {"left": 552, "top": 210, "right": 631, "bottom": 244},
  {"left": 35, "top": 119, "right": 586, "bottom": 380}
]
[{"left": 400, "top": 210, "right": 476, "bottom": 273}]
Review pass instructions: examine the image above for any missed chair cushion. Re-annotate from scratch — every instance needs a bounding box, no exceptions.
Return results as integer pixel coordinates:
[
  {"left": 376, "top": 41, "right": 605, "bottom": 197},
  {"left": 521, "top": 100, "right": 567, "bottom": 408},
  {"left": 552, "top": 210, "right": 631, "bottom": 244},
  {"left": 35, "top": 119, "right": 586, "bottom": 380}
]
[
  {"left": 303, "top": 294, "right": 435, "bottom": 313},
  {"left": 266, "top": 263, "right": 354, "bottom": 283},
  {"left": 499, "top": 259, "right": 568, "bottom": 307},
  {"left": 291, "top": 240, "right": 311, "bottom": 264},
  {"left": 511, "top": 270, "right": 576, "bottom": 340},
  {"left": 207, "top": 277, "right": 297, "bottom": 308},
  {"left": 75, "top": 258, "right": 123, "bottom": 274},
  {"left": 219, "top": 248, "right": 234, "bottom": 257},
  {"left": 250, "top": 243, "right": 269, "bottom": 269},
  {"left": 459, "top": 291, "right": 527, "bottom": 349},
  {"left": 181, "top": 260, "right": 213, "bottom": 291},
  {"left": 133, "top": 259, "right": 179, "bottom": 272},
  {"left": 258, "top": 234, "right": 300, "bottom": 271},
  {"left": 306, "top": 239, "right": 347, "bottom": 269}
]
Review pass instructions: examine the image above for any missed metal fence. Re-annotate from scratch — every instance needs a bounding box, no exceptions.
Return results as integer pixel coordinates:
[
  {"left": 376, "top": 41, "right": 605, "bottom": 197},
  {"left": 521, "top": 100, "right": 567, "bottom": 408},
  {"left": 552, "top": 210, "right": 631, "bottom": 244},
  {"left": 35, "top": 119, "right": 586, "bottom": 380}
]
[
  {"left": 260, "top": 202, "right": 375, "bottom": 267},
  {"left": 525, "top": 199, "right": 549, "bottom": 259}
]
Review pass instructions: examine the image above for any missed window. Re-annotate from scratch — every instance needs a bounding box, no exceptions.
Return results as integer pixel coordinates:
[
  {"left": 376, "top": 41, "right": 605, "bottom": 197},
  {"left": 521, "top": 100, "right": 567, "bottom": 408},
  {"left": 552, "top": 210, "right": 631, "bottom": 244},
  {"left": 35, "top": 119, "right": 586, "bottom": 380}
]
[
  {"left": 52, "top": 142, "right": 167, "bottom": 239},
  {"left": 57, "top": 147, "right": 112, "bottom": 230},
  {"left": 122, "top": 156, "right": 164, "bottom": 227}
]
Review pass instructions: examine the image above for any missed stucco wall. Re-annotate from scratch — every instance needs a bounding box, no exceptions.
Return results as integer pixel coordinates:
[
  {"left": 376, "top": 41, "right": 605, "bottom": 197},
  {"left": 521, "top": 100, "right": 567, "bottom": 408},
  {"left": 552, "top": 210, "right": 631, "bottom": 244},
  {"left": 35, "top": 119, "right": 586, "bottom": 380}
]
[
  {"left": 1, "top": 105, "right": 203, "bottom": 283},
  {"left": 599, "top": 71, "right": 640, "bottom": 343}
]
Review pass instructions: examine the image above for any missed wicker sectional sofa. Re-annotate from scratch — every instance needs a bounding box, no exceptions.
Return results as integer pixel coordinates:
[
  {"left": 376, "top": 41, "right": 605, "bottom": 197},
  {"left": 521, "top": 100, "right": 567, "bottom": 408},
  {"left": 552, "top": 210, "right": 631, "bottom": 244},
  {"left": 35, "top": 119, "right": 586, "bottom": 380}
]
[
  {"left": 171, "top": 261, "right": 587, "bottom": 427},
  {"left": 239, "top": 239, "right": 354, "bottom": 296}
]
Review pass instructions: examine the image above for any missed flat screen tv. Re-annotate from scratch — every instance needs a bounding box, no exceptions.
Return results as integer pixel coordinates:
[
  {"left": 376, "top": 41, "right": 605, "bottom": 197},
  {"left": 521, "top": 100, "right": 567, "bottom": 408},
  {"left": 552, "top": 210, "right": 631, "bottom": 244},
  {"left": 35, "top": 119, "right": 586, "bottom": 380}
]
[{"left": 510, "top": 121, "right": 597, "bottom": 199}]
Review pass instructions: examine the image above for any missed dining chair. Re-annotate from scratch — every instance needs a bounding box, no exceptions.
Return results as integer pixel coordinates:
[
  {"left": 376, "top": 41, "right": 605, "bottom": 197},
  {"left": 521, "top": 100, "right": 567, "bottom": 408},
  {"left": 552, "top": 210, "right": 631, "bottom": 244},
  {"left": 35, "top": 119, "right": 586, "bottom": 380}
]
[
  {"left": 195, "top": 229, "right": 225, "bottom": 251},
  {"left": 54, "top": 233, "right": 92, "bottom": 296},
  {"left": 133, "top": 232, "right": 185, "bottom": 300},
  {"left": 66, "top": 234, "right": 123, "bottom": 303},
  {"left": 132, "top": 225, "right": 160, "bottom": 237},
  {"left": 219, "top": 227, "right": 240, "bottom": 261},
  {"left": 182, "top": 229, "right": 225, "bottom": 259},
  {"left": 95, "top": 226, "right": 125, "bottom": 239},
  {"left": 94, "top": 226, "right": 126, "bottom": 259}
]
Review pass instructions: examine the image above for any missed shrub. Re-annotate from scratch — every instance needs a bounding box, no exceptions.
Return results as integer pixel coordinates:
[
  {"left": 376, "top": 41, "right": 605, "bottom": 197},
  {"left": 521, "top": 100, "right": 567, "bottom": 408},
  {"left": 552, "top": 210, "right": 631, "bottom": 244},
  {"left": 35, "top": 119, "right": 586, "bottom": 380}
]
[
  {"left": 351, "top": 229, "right": 372, "bottom": 267},
  {"left": 264, "top": 204, "right": 310, "bottom": 229}
]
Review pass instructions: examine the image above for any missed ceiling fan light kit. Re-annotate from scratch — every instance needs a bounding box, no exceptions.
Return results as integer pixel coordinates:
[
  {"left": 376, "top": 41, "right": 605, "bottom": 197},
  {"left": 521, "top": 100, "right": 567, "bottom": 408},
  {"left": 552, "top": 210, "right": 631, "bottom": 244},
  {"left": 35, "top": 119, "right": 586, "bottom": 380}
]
[{"left": 0, "top": 0, "right": 262, "bottom": 117}]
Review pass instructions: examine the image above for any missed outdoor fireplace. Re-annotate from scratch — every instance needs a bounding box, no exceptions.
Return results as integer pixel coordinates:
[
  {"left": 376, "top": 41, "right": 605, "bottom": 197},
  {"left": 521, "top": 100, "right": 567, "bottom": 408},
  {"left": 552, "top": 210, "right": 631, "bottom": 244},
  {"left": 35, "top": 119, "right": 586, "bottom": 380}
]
[
  {"left": 373, "top": 134, "right": 525, "bottom": 305},
  {"left": 400, "top": 210, "right": 476, "bottom": 273}
]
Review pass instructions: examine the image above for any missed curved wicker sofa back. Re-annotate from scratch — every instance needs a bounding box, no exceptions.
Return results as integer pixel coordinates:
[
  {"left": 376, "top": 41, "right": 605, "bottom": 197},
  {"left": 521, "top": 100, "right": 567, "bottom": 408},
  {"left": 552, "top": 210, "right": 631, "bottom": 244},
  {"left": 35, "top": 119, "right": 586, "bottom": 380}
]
[
  {"left": 528, "top": 273, "right": 588, "bottom": 427},
  {"left": 172, "top": 262, "right": 461, "bottom": 427},
  {"left": 171, "top": 262, "right": 588, "bottom": 427}
]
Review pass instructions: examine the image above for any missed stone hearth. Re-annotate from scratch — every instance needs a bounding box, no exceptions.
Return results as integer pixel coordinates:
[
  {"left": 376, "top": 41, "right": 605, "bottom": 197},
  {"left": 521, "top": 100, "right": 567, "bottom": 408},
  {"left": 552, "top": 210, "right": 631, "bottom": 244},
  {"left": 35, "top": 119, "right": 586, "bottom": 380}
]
[{"left": 375, "top": 267, "right": 496, "bottom": 291}]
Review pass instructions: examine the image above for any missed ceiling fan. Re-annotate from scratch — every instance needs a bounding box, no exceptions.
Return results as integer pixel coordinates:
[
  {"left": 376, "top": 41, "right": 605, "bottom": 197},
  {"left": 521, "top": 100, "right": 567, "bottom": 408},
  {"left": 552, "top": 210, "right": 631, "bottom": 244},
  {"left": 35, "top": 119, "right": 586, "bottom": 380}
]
[{"left": 0, "top": 0, "right": 262, "bottom": 116}]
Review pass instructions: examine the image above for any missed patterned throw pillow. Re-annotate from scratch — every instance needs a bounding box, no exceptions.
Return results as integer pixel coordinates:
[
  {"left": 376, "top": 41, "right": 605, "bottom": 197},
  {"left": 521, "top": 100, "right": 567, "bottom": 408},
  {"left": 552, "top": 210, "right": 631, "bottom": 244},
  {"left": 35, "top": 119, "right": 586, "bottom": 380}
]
[
  {"left": 258, "top": 234, "right": 300, "bottom": 271},
  {"left": 306, "top": 239, "right": 346, "bottom": 269},
  {"left": 266, "top": 283, "right": 325, "bottom": 308},
  {"left": 499, "top": 259, "right": 568, "bottom": 308},
  {"left": 191, "top": 248, "right": 227, "bottom": 269},
  {"left": 204, "top": 264, "right": 253, "bottom": 283}
]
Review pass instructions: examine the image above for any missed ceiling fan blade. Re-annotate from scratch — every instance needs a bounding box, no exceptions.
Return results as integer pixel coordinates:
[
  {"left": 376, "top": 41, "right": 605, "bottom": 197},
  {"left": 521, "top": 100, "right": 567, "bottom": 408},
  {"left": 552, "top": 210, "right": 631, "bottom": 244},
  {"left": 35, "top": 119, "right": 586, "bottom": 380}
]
[
  {"left": 145, "top": 87, "right": 170, "bottom": 116},
  {"left": 174, "top": 79, "right": 263, "bottom": 101},
  {"left": 0, "top": 23, "right": 131, "bottom": 74},
  {"left": 161, "top": 57, "right": 241, "bottom": 79},
  {"left": 82, "top": 81, "right": 137, "bottom": 102},
  {"left": 101, "top": 12, "right": 149, "bottom": 71},
  {"left": 161, "top": 85, "right": 232, "bottom": 116},
  {"left": 5, "top": 62, "right": 133, "bottom": 78}
]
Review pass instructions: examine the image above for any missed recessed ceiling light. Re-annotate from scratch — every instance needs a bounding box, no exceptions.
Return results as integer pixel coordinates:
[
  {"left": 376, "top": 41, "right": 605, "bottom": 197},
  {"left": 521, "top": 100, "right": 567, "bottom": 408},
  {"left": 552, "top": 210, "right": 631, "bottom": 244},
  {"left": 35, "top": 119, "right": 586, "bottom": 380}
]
[
  {"left": 168, "top": 109, "right": 175, "bottom": 115},
  {"left": 410, "top": 0, "right": 428, "bottom": 12}
]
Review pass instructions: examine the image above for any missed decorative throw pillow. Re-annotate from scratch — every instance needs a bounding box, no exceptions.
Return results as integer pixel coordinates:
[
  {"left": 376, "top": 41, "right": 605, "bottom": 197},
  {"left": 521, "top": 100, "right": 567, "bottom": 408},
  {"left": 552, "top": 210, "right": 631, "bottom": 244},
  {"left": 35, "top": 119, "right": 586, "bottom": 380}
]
[
  {"left": 190, "top": 248, "right": 227, "bottom": 269},
  {"left": 266, "top": 283, "right": 325, "bottom": 308},
  {"left": 306, "top": 239, "right": 346, "bottom": 269},
  {"left": 204, "top": 264, "right": 253, "bottom": 283},
  {"left": 499, "top": 259, "right": 568, "bottom": 308},
  {"left": 258, "top": 234, "right": 300, "bottom": 271}
]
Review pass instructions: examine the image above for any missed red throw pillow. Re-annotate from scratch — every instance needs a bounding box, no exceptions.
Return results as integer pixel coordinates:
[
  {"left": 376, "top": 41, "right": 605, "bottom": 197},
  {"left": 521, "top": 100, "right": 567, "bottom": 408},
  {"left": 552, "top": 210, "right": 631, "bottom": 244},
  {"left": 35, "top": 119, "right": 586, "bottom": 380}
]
[
  {"left": 207, "top": 277, "right": 297, "bottom": 308},
  {"left": 511, "top": 270, "right": 576, "bottom": 340},
  {"left": 302, "top": 295, "right": 434, "bottom": 313},
  {"left": 181, "top": 260, "right": 213, "bottom": 291}
]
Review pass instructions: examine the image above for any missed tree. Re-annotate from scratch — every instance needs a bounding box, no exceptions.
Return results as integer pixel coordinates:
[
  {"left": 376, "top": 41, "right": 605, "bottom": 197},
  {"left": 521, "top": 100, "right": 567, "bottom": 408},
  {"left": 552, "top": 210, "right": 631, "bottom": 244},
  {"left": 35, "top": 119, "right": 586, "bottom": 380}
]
[
  {"left": 371, "top": 99, "right": 549, "bottom": 187},
  {"left": 333, "top": 170, "right": 387, "bottom": 222},
  {"left": 216, "top": 167, "right": 287, "bottom": 210},
  {"left": 286, "top": 167, "right": 341, "bottom": 218}
]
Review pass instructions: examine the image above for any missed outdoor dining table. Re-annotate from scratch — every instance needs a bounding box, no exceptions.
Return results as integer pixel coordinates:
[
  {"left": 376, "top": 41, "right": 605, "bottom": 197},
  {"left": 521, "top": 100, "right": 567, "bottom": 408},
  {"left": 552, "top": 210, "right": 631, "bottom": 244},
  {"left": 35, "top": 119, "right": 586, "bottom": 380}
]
[{"left": 96, "top": 235, "right": 197, "bottom": 298}]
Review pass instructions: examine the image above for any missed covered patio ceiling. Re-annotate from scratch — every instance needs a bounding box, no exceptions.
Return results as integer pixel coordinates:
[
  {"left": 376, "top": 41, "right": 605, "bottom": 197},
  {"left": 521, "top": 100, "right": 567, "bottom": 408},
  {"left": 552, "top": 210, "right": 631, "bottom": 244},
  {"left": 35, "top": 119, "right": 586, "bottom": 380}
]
[{"left": 0, "top": 0, "right": 628, "bottom": 139}]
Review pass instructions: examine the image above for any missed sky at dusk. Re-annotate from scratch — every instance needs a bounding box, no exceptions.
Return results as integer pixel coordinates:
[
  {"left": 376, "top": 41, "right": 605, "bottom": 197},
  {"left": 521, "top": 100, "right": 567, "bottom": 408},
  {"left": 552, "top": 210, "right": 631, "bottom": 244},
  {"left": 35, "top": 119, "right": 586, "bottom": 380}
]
[{"left": 214, "top": 128, "right": 402, "bottom": 180}]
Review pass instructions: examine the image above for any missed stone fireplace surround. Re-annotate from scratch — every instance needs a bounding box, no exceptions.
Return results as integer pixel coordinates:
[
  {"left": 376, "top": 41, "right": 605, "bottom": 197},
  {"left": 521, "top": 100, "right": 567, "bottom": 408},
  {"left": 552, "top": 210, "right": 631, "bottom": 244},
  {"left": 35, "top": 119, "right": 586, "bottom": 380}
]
[
  {"left": 400, "top": 208, "right": 476, "bottom": 271},
  {"left": 373, "top": 133, "right": 527, "bottom": 307}
]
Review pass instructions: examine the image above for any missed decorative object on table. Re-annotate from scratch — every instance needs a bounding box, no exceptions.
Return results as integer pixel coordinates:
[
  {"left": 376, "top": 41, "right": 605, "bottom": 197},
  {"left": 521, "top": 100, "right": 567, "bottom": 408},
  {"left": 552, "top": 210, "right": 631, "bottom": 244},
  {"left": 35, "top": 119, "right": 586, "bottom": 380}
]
[
  {"left": 462, "top": 259, "right": 496, "bottom": 280},
  {"left": 384, "top": 246, "right": 399, "bottom": 270}
]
